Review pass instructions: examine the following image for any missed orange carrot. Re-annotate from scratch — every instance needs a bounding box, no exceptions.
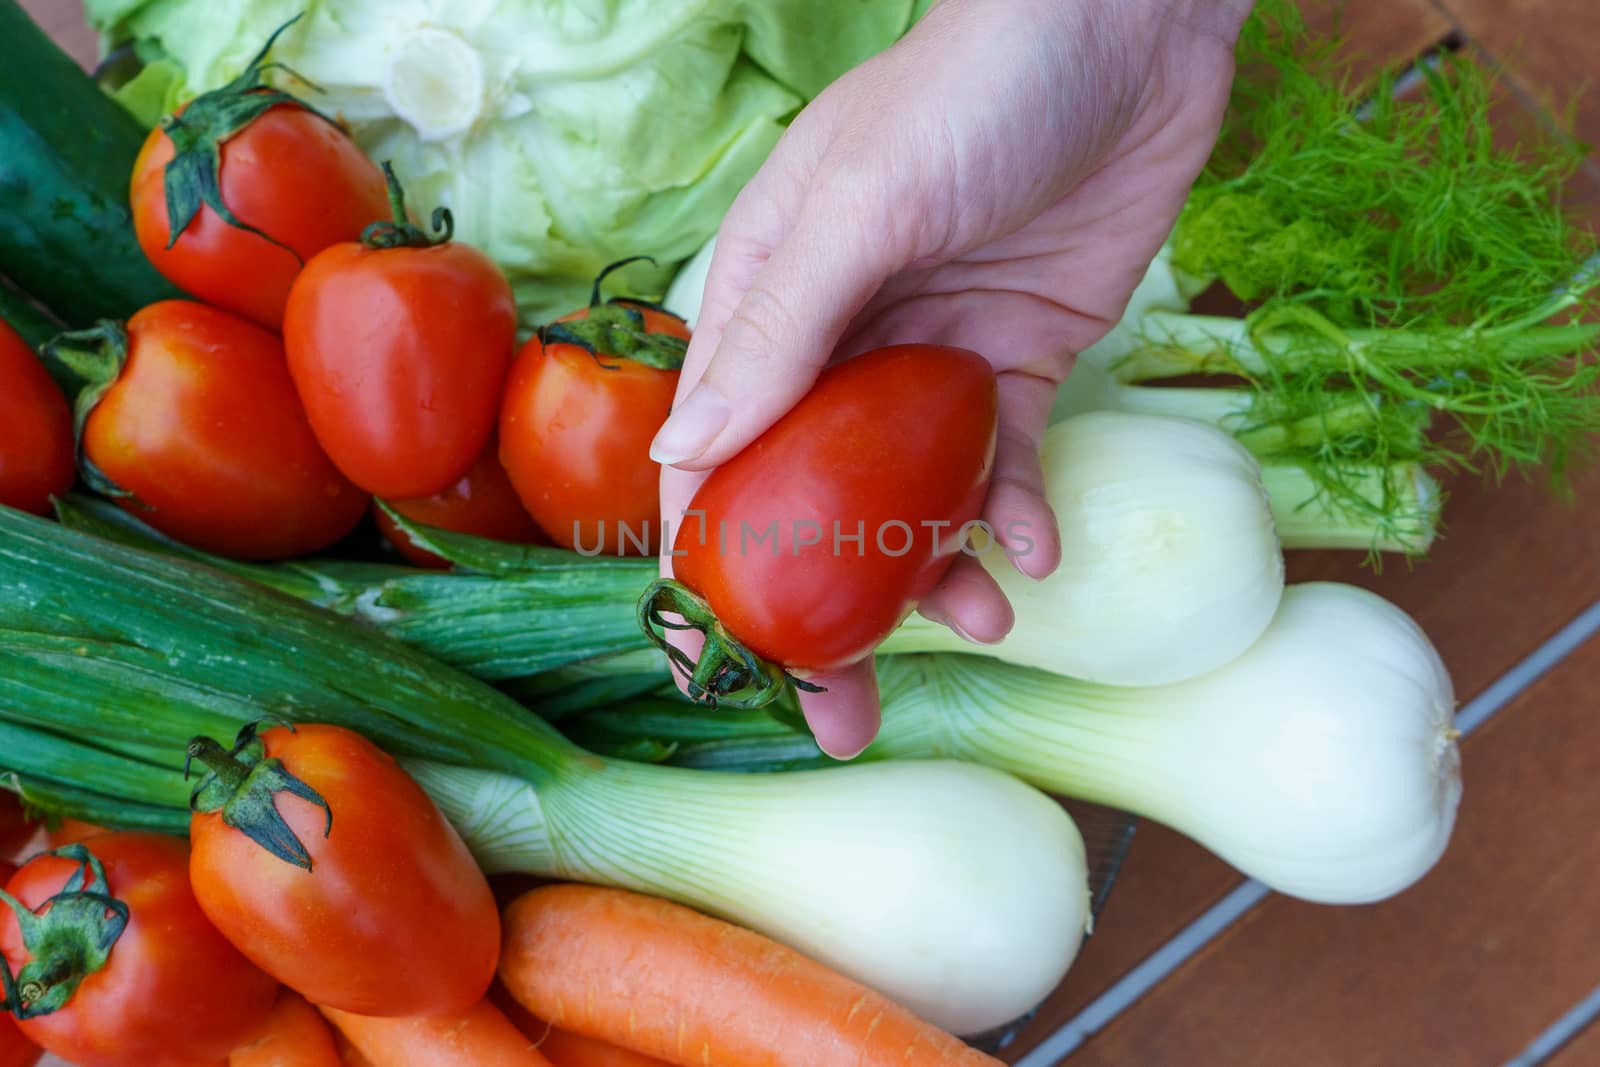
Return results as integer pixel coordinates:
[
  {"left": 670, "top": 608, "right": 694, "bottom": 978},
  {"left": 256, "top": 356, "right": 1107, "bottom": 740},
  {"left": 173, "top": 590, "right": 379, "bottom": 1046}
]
[
  {"left": 499, "top": 885, "right": 1002, "bottom": 1067},
  {"left": 230, "top": 989, "right": 341, "bottom": 1067},
  {"left": 492, "top": 981, "right": 670, "bottom": 1067},
  {"left": 542, "top": 1027, "right": 678, "bottom": 1067},
  {"left": 319, "top": 999, "right": 556, "bottom": 1067}
]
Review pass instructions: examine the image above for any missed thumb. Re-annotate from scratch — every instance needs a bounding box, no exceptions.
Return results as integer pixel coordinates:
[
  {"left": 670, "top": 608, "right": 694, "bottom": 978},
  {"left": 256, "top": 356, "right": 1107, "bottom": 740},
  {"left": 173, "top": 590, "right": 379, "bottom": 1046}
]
[{"left": 648, "top": 200, "right": 897, "bottom": 471}]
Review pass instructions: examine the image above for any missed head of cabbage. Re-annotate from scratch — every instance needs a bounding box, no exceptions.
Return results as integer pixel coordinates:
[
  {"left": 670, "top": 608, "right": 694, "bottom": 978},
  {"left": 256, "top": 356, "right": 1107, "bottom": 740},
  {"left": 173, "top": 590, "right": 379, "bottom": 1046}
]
[{"left": 87, "top": 0, "right": 932, "bottom": 326}]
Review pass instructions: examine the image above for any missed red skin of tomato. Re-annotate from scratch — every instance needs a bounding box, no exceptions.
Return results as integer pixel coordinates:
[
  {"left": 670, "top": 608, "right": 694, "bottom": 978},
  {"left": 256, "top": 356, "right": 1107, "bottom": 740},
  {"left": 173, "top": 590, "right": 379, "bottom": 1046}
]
[
  {"left": 673, "top": 344, "right": 997, "bottom": 673},
  {"left": 82, "top": 301, "right": 368, "bottom": 559},
  {"left": 284, "top": 240, "right": 516, "bottom": 499},
  {"left": 131, "top": 103, "right": 390, "bottom": 330},
  {"left": 0, "top": 834, "right": 278, "bottom": 1067},
  {"left": 187, "top": 725, "right": 500, "bottom": 1017},
  {"left": 374, "top": 440, "right": 546, "bottom": 568},
  {"left": 0, "top": 865, "right": 39, "bottom": 1067},
  {"left": 0, "top": 318, "right": 74, "bottom": 516},
  {"left": 500, "top": 306, "right": 685, "bottom": 557}
]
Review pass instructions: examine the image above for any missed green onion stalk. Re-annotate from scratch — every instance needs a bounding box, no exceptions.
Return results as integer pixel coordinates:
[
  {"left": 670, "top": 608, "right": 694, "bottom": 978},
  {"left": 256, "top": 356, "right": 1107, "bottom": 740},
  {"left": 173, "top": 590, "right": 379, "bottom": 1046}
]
[
  {"left": 1051, "top": 0, "right": 1600, "bottom": 553},
  {"left": 563, "top": 582, "right": 1464, "bottom": 907},
  {"left": 0, "top": 508, "right": 1089, "bottom": 1037}
]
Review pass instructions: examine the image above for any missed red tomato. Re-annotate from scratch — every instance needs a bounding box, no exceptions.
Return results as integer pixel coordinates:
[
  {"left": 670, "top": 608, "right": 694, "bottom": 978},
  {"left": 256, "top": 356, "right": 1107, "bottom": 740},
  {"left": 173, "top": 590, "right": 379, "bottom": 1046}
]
[
  {"left": 653, "top": 344, "right": 997, "bottom": 701},
  {"left": 0, "top": 835, "right": 278, "bottom": 1067},
  {"left": 500, "top": 302, "right": 687, "bottom": 556},
  {"left": 374, "top": 440, "right": 545, "bottom": 568},
  {"left": 130, "top": 26, "right": 389, "bottom": 329},
  {"left": 77, "top": 301, "right": 368, "bottom": 559},
  {"left": 0, "top": 863, "right": 39, "bottom": 1067},
  {"left": 0, "top": 318, "right": 74, "bottom": 516},
  {"left": 186, "top": 724, "right": 499, "bottom": 1017},
  {"left": 284, "top": 175, "right": 516, "bottom": 499},
  {"left": 0, "top": 860, "right": 39, "bottom": 1067}
]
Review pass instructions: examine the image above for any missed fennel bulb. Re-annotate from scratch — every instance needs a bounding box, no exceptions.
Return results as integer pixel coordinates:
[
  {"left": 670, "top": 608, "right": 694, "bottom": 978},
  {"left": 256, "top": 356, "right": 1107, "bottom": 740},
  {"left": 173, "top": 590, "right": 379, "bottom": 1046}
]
[
  {"left": 0, "top": 506, "right": 1085, "bottom": 1037},
  {"left": 1049, "top": 5, "right": 1600, "bottom": 551},
  {"left": 876, "top": 583, "right": 1459, "bottom": 903},
  {"left": 410, "top": 758, "right": 1089, "bottom": 1035},
  {"left": 882, "top": 411, "right": 1285, "bottom": 686},
  {"left": 89, "top": 0, "right": 931, "bottom": 325}
]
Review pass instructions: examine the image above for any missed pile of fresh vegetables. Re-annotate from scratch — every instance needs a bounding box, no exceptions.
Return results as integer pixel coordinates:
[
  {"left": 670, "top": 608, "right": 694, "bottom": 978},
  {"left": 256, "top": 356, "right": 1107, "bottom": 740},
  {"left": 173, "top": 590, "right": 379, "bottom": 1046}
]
[{"left": 0, "top": 0, "right": 1593, "bottom": 1064}]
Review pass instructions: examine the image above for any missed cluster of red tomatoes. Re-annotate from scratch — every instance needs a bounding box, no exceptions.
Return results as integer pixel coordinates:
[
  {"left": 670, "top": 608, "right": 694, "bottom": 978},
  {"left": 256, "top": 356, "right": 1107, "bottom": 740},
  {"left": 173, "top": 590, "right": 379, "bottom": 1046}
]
[
  {"left": 0, "top": 724, "right": 502, "bottom": 1067},
  {"left": 0, "top": 79, "right": 686, "bottom": 568}
]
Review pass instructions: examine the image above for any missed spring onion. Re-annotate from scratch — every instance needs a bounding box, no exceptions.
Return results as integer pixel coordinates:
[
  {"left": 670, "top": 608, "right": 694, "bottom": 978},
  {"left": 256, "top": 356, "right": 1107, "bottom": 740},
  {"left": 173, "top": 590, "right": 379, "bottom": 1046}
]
[
  {"left": 574, "top": 582, "right": 1462, "bottom": 905},
  {"left": 0, "top": 508, "right": 1088, "bottom": 1035},
  {"left": 880, "top": 411, "right": 1284, "bottom": 685}
]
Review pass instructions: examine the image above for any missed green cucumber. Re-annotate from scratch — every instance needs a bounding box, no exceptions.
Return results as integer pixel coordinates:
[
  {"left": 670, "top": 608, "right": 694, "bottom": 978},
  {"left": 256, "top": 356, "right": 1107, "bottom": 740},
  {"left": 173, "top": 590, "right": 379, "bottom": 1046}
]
[{"left": 0, "top": 0, "right": 180, "bottom": 324}]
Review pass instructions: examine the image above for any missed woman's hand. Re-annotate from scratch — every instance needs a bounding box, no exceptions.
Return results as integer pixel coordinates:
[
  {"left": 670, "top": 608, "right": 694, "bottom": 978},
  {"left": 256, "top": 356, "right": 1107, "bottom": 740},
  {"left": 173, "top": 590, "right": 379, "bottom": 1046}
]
[{"left": 654, "top": 0, "right": 1251, "bottom": 757}]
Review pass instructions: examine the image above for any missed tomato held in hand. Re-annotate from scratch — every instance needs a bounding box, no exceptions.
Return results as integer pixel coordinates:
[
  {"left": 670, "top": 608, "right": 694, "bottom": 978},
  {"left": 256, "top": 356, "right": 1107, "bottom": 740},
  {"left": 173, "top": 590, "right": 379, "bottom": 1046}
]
[
  {"left": 48, "top": 301, "right": 367, "bottom": 559},
  {"left": 641, "top": 344, "right": 998, "bottom": 707},
  {"left": 130, "top": 21, "right": 389, "bottom": 329},
  {"left": 0, "top": 318, "right": 74, "bottom": 516},
  {"left": 285, "top": 167, "right": 516, "bottom": 499},
  {"left": 0, "top": 836, "right": 278, "bottom": 1067},
  {"left": 186, "top": 723, "right": 499, "bottom": 1017},
  {"left": 375, "top": 440, "right": 545, "bottom": 568},
  {"left": 500, "top": 264, "right": 688, "bottom": 556}
]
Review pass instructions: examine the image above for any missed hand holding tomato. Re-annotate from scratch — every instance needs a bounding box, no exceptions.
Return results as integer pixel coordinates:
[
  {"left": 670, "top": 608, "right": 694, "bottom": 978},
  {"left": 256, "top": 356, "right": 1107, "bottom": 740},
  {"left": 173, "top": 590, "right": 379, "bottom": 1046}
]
[
  {"left": 651, "top": 0, "right": 1246, "bottom": 755},
  {"left": 0, "top": 835, "right": 277, "bottom": 1067}
]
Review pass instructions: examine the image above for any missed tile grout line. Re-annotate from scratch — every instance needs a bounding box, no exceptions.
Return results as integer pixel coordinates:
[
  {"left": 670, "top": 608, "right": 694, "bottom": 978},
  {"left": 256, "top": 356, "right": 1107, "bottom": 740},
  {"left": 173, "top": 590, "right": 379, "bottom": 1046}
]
[
  {"left": 1504, "top": 984, "right": 1600, "bottom": 1066},
  {"left": 1015, "top": 598, "right": 1600, "bottom": 1067}
]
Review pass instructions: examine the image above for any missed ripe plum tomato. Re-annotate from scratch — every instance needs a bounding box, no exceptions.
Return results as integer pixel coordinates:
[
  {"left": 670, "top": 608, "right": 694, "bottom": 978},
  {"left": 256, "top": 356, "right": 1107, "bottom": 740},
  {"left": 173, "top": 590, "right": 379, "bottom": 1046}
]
[
  {"left": 130, "top": 21, "right": 389, "bottom": 328},
  {"left": 375, "top": 440, "right": 545, "bottom": 568},
  {"left": 0, "top": 835, "right": 278, "bottom": 1067},
  {"left": 284, "top": 167, "right": 515, "bottom": 499},
  {"left": 0, "top": 318, "right": 74, "bottom": 516},
  {"left": 500, "top": 264, "right": 688, "bottom": 556},
  {"left": 58, "top": 301, "right": 368, "bottom": 559},
  {"left": 641, "top": 344, "right": 998, "bottom": 708},
  {"left": 185, "top": 723, "right": 500, "bottom": 1017}
]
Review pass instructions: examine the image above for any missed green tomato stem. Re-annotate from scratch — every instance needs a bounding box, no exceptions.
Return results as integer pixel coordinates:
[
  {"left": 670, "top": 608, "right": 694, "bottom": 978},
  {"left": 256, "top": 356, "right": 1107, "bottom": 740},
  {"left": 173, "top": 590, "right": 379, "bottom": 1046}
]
[
  {"left": 360, "top": 162, "right": 454, "bottom": 250},
  {"left": 0, "top": 845, "right": 129, "bottom": 1020}
]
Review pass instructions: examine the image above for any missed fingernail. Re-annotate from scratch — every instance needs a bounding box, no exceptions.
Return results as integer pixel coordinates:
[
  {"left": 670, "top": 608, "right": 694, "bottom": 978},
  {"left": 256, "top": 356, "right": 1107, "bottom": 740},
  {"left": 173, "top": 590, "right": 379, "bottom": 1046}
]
[
  {"left": 650, "top": 384, "right": 730, "bottom": 466},
  {"left": 918, "top": 603, "right": 980, "bottom": 645},
  {"left": 818, "top": 736, "right": 871, "bottom": 761}
]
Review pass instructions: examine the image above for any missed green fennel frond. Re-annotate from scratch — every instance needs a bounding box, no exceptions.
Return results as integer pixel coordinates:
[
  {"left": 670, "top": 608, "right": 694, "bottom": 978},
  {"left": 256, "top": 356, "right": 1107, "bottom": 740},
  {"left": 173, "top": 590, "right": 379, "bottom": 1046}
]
[{"left": 1153, "top": 0, "right": 1600, "bottom": 540}]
